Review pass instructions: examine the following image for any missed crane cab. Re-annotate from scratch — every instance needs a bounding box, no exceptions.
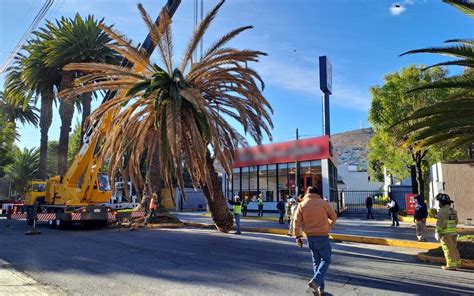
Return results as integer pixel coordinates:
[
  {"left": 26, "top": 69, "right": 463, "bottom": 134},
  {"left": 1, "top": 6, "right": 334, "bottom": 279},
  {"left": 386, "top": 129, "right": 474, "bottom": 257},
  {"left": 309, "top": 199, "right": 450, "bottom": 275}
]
[{"left": 24, "top": 180, "right": 47, "bottom": 206}]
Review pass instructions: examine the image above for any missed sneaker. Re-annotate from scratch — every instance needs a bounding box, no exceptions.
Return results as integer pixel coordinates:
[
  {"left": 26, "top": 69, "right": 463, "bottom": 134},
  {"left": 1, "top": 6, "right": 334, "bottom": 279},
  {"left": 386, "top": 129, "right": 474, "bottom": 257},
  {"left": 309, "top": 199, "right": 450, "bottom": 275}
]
[
  {"left": 234, "top": 231, "right": 242, "bottom": 235},
  {"left": 308, "top": 281, "right": 319, "bottom": 295},
  {"left": 287, "top": 233, "right": 292, "bottom": 237},
  {"left": 441, "top": 265, "right": 457, "bottom": 271},
  {"left": 318, "top": 288, "right": 325, "bottom": 296}
]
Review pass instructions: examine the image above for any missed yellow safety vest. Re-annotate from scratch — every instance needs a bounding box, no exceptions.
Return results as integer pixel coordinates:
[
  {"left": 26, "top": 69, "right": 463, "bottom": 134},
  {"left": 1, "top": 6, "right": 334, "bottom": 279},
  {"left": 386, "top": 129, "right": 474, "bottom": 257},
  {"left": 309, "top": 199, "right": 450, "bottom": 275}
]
[
  {"left": 233, "top": 204, "right": 242, "bottom": 215},
  {"left": 436, "top": 207, "right": 458, "bottom": 235},
  {"left": 258, "top": 198, "right": 263, "bottom": 205}
]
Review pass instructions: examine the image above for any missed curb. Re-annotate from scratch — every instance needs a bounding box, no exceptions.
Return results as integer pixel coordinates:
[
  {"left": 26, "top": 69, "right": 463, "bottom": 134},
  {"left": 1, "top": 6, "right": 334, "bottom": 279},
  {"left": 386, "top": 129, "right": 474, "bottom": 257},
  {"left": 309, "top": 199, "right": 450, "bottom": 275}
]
[
  {"left": 182, "top": 221, "right": 439, "bottom": 249},
  {"left": 146, "top": 222, "right": 185, "bottom": 229},
  {"left": 417, "top": 252, "right": 474, "bottom": 270},
  {"left": 398, "top": 216, "right": 437, "bottom": 224}
]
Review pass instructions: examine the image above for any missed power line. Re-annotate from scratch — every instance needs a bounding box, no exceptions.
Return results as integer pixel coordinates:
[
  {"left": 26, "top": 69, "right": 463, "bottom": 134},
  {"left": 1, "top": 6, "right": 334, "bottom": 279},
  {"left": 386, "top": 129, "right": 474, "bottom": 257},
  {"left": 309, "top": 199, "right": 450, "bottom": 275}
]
[{"left": 0, "top": 0, "right": 54, "bottom": 73}]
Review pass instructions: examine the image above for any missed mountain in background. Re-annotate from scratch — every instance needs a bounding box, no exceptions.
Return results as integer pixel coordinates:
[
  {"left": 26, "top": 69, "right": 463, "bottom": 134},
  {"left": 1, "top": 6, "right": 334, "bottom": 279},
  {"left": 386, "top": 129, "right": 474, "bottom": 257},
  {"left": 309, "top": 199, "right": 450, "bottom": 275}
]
[{"left": 331, "top": 128, "right": 373, "bottom": 169}]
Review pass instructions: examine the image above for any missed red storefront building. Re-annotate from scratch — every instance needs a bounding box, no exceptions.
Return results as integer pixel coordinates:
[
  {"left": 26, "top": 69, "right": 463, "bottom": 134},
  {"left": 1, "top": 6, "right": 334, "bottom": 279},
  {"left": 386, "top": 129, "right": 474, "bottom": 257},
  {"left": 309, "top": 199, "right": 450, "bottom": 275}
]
[{"left": 224, "top": 135, "right": 338, "bottom": 211}]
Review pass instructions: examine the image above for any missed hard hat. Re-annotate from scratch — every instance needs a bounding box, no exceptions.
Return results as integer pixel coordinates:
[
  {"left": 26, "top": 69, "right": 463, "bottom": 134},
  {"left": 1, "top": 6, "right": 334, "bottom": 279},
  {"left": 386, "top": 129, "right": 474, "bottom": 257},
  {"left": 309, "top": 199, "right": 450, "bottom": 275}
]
[
  {"left": 436, "top": 193, "right": 453, "bottom": 203},
  {"left": 152, "top": 193, "right": 158, "bottom": 197}
]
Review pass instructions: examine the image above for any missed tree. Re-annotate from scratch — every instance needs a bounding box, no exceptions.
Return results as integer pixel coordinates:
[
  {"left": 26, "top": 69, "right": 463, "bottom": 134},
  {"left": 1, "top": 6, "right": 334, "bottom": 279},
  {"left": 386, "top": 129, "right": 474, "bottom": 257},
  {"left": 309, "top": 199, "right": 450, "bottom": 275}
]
[
  {"left": 68, "top": 122, "right": 82, "bottom": 164},
  {"left": 59, "top": 1, "right": 273, "bottom": 232},
  {"left": 0, "top": 113, "right": 16, "bottom": 178},
  {"left": 5, "top": 147, "right": 40, "bottom": 199},
  {"left": 46, "top": 141, "right": 59, "bottom": 177},
  {"left": 6, "top": 39, "right": 61, "bottom": 179},
  {"left": 398, "top": 0, "right": 474, "bottom": 150},
  {"left": 0, "top": 88, "right": 39, "bottom": 130},
  {"left": 37, "top": 14, "right": 119, "bottom": 176},
  {"left": 368, "top": 66, "right": 451, "bottom": 197}
]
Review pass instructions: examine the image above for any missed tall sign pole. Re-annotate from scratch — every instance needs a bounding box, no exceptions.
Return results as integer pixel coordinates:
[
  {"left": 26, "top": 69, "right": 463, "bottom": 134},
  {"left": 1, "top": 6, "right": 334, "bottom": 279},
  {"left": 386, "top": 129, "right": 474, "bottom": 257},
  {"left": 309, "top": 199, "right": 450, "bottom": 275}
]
[{"left": 319, "top": 56, "right": 332, "bottom": 136}]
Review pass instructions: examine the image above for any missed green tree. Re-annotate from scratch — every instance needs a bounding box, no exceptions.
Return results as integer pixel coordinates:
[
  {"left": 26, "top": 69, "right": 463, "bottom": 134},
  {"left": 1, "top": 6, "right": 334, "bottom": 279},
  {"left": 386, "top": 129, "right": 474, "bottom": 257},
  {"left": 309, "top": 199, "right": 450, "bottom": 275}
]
[
  {"left": 0, "top": 113, "right": 17, "bottom": 178},
  {"left": 5, "top": 147, "right": 40, "bottom": 199},
  {"left": 59, "top": 1, "right": 273, "bottom": 232},
  {"left": 368, "top": 66, "right": 452, "bottom": 197},
  {"left": 36, "top": 14, "right": 119, "bottom": 176},
  {"left": 68, "top": 122, "right": 82, "bottom": 164},
  {"left": 0, "top": 88, "right": 39, "bottom": 130},
  {"left": 399, "top": 0, "right": 474, "bottom": 150},
  {"left": 46, "top": 141, "right": 59, "bottom": 177}
]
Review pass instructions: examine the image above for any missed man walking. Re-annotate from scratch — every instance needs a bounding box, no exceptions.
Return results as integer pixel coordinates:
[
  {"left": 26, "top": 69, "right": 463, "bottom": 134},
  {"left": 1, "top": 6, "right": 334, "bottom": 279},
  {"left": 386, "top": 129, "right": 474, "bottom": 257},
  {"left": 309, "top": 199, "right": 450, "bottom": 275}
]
[
  {"left": 365, "top": 195, "right": 374, "bottom": 219},
  {"left": 414, "top": 195, "right": 428, "bottom": 242},
  {"left": 257, "top": 193, "right": 264, "bottom": 216},
  {"left": 276, "top": 197, "right": 286, "bottom": 224},
  {"left": 295, "top": 186, "right": 337, "bottom": 296},
  {"left": 228, "top": 196, "right": 243, "bottom": 234},
  {"left": 387, "top": 196, "right": 400, "bottom": 226},
  {"left": 435, "top": 193, "right": 461, "bottom": 270}
]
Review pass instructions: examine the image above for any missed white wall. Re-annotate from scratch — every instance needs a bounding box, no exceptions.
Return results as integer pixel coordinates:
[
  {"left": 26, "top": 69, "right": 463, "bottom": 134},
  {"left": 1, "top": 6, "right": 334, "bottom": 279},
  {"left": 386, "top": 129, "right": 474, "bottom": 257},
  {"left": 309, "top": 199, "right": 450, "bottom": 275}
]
[{"left": 338, "top": 163, "right": 383, "bottom": 191}]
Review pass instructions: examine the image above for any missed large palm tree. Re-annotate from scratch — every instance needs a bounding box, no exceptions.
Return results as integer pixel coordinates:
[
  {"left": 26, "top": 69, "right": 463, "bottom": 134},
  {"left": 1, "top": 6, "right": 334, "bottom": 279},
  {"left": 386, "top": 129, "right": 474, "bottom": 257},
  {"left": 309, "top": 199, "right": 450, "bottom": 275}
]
[
  {"left": 59, "top": 1, "right": 273, "bottom": 232},
  {"left": 5, "top": 147, "right": 40, "bottom": 200},
  {"left": 399, "top": 0, "right": 474, "bottom": 149},
  {"left": 6, "top": 41, "right": 60, "bottom": 179},
  {"left": 36, "top": 14, "right": 119, "bottom": 175}
]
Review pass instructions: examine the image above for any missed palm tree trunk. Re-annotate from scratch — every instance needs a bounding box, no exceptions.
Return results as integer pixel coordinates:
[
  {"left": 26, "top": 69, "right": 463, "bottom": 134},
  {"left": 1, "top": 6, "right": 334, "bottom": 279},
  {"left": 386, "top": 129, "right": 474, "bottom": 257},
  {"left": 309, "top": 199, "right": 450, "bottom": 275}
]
[
  {"left": 149, "top": 147, "right": 164, "bottom": 204},
  {"left": 80, "top": 92, "right": 92, "bottom": 146},
  {"left": 202, "top": 150, "right": 234, "bottom": 233},
  {"left": 38, "top": 89, "right": 54, "bottom": 179},
  {"left": 58, "top": 72, "right": 75, "bottom": 176}
]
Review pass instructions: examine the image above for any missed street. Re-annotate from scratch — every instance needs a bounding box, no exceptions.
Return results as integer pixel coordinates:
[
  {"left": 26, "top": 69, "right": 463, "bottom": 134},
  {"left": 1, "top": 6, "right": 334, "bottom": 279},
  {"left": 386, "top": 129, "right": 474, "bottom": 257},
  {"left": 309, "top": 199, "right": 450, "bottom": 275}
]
[{"left": 1, "top": 219, "right": 473, "bottom": 296}]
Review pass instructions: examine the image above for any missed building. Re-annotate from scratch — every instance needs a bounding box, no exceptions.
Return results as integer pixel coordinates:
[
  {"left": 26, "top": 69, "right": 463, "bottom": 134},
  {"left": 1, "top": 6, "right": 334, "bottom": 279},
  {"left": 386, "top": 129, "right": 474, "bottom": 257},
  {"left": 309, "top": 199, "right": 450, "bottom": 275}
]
[
  {"left": 337, "top": 163, "right": 383, "bottom": 191},
  {"left": 430, "top": 160, "right": 474, "bottom": 225},
  {"left": 223, "top": 135, "right": 338, "bottom": 211}
]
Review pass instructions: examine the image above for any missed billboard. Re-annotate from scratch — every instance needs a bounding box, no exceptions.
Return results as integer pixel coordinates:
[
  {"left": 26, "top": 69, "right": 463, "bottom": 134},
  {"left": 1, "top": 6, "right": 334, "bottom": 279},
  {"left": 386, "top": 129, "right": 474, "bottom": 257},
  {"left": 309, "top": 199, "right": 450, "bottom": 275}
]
[
  {"left": 234, "top": 136, "right": 331, "bottom": 168},
  {"left": 319, "top": 56, "right": 332, "bottom": 94}
]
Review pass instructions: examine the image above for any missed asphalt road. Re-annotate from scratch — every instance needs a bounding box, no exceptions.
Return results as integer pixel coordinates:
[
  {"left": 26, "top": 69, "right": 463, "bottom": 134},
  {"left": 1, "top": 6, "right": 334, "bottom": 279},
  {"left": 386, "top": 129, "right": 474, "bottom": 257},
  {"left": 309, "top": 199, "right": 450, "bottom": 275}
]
[{"left": 1, "top": 219, "right": 473, "bottom": 296}]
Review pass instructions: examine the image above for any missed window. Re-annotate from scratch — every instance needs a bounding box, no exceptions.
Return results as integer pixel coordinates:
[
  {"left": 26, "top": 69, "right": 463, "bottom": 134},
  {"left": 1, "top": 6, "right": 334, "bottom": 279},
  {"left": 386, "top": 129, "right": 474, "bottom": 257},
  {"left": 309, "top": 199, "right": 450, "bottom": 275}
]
[
  {"left": 278, "top": 163, "right": 289, "bottom": 200},
  {"left": 259, "top": 165, "right": 268, "bottom": 200},
  {"left": 267, "top": 164, "right": 277, "bottom": 201}
]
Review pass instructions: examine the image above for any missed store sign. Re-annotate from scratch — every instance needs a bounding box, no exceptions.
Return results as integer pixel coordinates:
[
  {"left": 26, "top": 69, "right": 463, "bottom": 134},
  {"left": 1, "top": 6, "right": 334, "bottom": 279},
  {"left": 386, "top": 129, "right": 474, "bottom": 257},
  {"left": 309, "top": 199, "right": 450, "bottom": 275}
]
[
  {"left": 234, "top": 136, "right": 331, "bottom": 168},
  {"left": 319, "top": 56, "right": 332, "bottom": 94},
  {"left": 405, "top": 193, "right": 417, "bottom": 215}
]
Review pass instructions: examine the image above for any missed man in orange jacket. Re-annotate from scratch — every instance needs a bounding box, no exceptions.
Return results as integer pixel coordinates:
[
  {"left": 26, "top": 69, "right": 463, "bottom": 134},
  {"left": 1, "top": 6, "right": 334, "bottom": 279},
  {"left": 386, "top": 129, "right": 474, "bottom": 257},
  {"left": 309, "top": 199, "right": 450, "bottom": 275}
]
[{"left": 295, "top": 186, "right": 337, "bottom": 296}]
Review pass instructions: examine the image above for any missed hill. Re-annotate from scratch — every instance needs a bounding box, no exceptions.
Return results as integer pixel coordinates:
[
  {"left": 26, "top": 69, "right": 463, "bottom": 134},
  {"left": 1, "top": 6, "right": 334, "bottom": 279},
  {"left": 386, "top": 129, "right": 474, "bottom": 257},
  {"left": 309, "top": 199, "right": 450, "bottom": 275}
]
[{"left": 331, "top": 128, "right": 373, "bottom": 167}]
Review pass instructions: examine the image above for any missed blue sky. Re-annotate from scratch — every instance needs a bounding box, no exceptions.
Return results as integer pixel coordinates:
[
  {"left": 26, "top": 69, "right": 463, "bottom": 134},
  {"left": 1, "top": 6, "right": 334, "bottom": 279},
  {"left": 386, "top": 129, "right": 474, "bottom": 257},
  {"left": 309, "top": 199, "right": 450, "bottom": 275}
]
[{"left": 1, "top": 0, "right": 473, "bottom": 149}]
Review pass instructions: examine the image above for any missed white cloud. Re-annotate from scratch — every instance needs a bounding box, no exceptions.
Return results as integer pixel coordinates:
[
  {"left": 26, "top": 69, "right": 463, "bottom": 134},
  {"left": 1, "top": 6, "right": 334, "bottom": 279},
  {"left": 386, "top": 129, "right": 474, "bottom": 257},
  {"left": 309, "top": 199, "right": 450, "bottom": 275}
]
[
  {"left": 255, "top": 57, "right": 371, "bottom": 111},
  {"left": 390, "top": 4, "right": 407, "bottom": 16}
]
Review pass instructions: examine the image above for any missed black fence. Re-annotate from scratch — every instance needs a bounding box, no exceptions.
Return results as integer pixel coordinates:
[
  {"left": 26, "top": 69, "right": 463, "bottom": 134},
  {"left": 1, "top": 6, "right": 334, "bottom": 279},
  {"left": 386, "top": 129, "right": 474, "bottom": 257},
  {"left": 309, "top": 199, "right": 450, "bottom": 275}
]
[{"left": 339, "top": 188, "right": 411, "bottom": 215}]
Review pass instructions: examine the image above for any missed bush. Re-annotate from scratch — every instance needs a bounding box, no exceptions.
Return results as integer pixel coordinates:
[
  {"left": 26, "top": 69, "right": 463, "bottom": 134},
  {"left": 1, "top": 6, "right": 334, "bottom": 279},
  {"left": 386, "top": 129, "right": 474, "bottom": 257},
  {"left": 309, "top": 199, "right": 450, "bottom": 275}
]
[
  {"left": 399, "top": 209, "right": 407, "bottom": 217},
  {"left": 374, "top": 195, "right": 389, "bottom": 205},
  {"left": 428, "top": 208, "right": 438, "bottom": 218}
]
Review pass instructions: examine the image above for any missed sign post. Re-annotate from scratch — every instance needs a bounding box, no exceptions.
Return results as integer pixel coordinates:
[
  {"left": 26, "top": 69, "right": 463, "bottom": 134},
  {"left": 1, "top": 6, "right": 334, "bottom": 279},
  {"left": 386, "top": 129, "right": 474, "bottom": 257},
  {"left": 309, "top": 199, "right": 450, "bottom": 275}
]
[{"left": 319, "top": 56, "right": 332, "bottom": 136}]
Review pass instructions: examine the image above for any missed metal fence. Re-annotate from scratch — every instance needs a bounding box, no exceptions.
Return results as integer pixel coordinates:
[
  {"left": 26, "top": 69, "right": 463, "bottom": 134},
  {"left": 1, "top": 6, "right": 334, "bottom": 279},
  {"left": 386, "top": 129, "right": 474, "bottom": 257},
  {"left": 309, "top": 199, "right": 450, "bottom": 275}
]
[{"left": 339, "top": 188, "right": 412, "bottom": 215}]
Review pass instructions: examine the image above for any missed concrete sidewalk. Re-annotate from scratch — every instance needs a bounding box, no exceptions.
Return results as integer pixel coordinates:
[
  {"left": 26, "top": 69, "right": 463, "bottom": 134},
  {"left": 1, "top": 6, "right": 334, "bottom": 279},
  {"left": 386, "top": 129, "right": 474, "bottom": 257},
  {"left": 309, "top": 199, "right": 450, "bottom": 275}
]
[
  {"left": 173, "top": 212, "right": 438, "bottom": 243},
  {"left": 0, "top": 259, "right": 63, "bottom": 296}
]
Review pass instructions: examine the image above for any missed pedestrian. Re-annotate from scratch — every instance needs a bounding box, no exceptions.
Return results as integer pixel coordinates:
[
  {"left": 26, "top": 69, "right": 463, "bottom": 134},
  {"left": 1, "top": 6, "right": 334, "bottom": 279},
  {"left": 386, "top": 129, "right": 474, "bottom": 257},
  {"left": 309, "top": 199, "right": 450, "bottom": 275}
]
[
  {"left": 286, "top": 196, "right": 293, "bottom": 224},
  {"left": 297, "top": 192, "right": 305, "bottom": 203},
  {"left": 228, "top": 196, "right": 243, "bottom": 234},
  {"left": 387, "top": 196, "right": 400, "bottom": 226},
  {"left": 295, "top": 186, "right": 337, "bottom": 296},
  {"left": 414, "top": 195, "right": 428, "bottom": 242},
  {"left": 276, "top": 197, "right": 286, "bottom": 224},
  {"left": 435, "top": 193, "right": 461, "bottom": 270},
  {"left": 145, "top": 193, "right": 158, "bottom": 225},
  {"left": 365, "top": 195, "right": 374, "bottom": 220},
  {"left": 257, "top": 193, "right": 264, "bottom": 216},
  {"left": 287, "top": 198, "right": 297, "bottom": 236},
  {"left": 242, "top": 196, "right": 249, "bottom": 217}
]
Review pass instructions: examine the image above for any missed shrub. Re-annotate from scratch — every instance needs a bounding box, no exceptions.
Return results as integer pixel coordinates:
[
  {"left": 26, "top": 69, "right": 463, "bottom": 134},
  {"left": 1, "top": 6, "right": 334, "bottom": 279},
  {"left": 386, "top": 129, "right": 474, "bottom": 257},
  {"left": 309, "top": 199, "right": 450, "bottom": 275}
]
[{"left": 428, "top": 208, "right": 438, "bottom": 218}]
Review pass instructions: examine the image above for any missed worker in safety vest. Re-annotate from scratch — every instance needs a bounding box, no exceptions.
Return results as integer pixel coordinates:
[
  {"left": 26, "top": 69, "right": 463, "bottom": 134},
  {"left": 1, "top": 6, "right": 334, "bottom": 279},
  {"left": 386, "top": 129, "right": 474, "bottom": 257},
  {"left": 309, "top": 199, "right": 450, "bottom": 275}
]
[
  {"left": 257, "top": 193, "right": 264, "bottom": 217},
  {"left": 435, "top": 193, "right": 461, "bottom": 270},
  {"left": 228, "top": 196, "right": 243, "bottom": 234}
]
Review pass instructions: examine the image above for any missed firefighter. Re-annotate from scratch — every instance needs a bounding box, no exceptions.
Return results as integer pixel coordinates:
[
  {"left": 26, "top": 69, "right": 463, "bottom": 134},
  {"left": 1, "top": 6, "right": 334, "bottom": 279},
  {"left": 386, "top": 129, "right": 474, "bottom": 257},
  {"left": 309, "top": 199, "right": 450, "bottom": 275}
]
[{"left": 435, "top": 193, "right": 461, "bottom": 270}]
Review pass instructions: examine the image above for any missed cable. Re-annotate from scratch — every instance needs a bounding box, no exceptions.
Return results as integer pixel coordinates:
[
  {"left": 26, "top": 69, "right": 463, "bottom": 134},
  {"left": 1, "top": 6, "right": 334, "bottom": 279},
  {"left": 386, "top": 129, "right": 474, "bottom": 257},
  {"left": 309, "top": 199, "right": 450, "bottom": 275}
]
[{"left": 0, "top": 0, "right": 54, "bottom": 73}]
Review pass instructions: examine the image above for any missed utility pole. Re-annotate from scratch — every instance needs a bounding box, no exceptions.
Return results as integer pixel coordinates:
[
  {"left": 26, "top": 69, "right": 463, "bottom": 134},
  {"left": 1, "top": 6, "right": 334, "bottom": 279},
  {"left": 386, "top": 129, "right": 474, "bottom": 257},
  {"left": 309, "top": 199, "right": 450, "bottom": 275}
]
[{"left": 295, "top": 128, "right": 300, "bottom": 198}]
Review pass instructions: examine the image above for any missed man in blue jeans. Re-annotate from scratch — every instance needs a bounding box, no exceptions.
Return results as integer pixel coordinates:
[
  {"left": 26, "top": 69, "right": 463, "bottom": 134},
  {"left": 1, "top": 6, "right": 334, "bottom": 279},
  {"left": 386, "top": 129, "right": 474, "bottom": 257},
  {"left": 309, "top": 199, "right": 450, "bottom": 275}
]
[{"left": 295, "top": 186, "right": 337, "bottom": 296}]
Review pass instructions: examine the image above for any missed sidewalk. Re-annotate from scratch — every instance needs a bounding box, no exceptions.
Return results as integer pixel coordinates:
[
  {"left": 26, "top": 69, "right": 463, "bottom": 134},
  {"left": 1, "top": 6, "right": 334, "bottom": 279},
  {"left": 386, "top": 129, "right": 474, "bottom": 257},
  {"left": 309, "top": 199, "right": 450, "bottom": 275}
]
[
  {"left": 173, "top": 211, "right": 437, "bottom": 243},
  {"left": 0, "top": 259, "right": 63, "bottom": 296}
]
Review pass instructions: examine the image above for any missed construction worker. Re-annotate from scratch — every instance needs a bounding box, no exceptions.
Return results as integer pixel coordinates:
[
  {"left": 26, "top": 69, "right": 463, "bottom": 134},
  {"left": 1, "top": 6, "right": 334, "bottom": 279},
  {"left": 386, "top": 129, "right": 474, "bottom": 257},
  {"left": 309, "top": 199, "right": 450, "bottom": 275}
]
[
  {"left": 145, "top": 193, "right": 158, "bottom": 225},
  {"left": 257, "top": 193, "right": 264, "bottom": 216},
  {"left": 435, "top": 193, "right": 461, "bottom": 270},
  {"left": 242, "top": 196, "right": 249, "bottom": 217},
  {"left": 228, "top": 196, "right": 243, "bottom": 234}
]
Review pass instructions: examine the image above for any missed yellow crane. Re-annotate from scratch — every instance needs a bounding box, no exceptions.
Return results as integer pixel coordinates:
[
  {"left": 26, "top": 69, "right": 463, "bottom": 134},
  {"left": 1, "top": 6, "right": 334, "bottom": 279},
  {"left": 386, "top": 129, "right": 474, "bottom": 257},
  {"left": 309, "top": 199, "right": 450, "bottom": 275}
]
[{"left": 24, "top": 0, "right": 182, "bottom": 228}]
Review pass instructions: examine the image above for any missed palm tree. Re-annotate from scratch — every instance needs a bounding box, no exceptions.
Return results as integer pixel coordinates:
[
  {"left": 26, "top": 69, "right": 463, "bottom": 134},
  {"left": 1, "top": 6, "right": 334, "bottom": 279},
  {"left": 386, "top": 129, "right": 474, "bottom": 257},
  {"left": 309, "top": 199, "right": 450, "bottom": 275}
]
[
  {"left": 59, "top": 1, "right": 273, "bottom": 232},
  {"left": 5, "top": 147, "right": 40, "bottom": 200},
  {"left": 37, "top": 14, "right": 119, "bottom": 175},
  {"left": 0, "top": 88, "right": 39, "bottom": 129},
  {"left": 6, "top": 38, "right": 60, "bottom": 179},
  {"left": 399, "top": 0, "right": 474, "bottom": 150}
]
